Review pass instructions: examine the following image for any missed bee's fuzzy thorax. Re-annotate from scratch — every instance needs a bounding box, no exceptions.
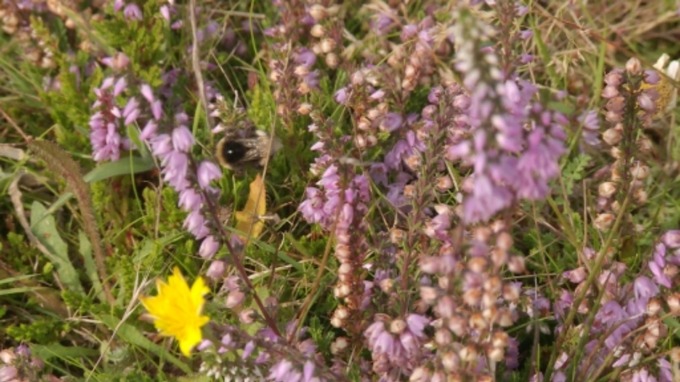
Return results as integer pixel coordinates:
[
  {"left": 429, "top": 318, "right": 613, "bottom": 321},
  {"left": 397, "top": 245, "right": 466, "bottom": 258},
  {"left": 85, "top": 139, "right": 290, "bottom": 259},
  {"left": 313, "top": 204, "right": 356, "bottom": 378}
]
[{"left": 215, "top": 129, "right": 280, "bottom": 171}]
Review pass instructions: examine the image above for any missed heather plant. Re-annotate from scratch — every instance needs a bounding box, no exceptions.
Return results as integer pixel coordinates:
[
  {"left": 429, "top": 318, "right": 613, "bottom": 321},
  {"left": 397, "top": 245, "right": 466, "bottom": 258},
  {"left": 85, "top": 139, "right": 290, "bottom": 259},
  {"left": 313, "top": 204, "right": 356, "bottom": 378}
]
[{"left": 1, "top": 1, "right": 680, "bottom": 381}]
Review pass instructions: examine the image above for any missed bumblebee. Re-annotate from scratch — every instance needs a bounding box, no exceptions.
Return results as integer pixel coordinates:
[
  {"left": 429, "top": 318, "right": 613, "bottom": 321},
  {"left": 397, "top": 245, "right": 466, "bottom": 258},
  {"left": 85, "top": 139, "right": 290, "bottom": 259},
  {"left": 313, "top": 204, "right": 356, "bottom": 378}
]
[{"left": 215, "top": 127, "right": 281, "bottom": 171}]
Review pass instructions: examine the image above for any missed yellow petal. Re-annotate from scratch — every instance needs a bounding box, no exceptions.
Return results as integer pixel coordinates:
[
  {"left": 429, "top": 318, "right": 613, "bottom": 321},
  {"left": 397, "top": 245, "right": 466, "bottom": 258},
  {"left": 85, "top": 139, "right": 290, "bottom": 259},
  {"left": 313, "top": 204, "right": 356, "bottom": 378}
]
[
  {"left": 178, "top": 325, "right": 204, "bottom": 356},
  {"left": 234, "top": 173, "right": 266, "bottom": 240},
  {"left": 139, "top": 268, "right": 210, "bottom": 357}
]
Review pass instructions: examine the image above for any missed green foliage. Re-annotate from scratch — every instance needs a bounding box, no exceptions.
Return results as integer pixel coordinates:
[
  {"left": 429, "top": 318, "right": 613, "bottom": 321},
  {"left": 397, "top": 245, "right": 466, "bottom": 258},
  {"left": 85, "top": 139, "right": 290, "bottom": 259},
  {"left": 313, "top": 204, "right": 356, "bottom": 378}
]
[
  {"left": 30, "top": 201, "right": 84, "bottom": 294},
  {"left": 562, "top": 153, "right": 591, "bottom": 196},
  {"left": 6, "top": 318, "right": 67, "bottom": 343},
  {"left": 2, "top": 0, "right": 680, "bottom": 380}
]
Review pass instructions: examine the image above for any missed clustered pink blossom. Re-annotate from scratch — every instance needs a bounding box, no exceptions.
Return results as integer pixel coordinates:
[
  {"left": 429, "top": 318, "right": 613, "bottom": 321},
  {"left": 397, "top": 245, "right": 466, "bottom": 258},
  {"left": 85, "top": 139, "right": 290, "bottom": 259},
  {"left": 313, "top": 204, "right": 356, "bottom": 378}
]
[
  {"left": 448, "top": 10, "right": 566, "bottom": 224},
  {"left": 540, "top": 234, "right": 678, "bottom": 381},
  {"left": 89, "top": 75, "right": 135, "bottom": 162}
]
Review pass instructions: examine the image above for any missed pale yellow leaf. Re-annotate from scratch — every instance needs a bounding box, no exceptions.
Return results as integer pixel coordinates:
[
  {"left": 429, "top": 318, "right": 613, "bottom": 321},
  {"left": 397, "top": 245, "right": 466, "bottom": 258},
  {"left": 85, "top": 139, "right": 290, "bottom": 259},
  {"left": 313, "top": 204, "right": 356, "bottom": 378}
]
[{"left": 234, "top": 173, "right": 266, "bottom": 240}]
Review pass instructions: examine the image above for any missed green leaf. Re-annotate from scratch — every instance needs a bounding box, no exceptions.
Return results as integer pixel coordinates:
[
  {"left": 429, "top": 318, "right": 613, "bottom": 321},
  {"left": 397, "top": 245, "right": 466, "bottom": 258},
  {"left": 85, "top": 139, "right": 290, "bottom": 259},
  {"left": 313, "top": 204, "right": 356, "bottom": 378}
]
[
  {"left": 0, "top": 286, "right": 46, "bottom": 297},
  {"left": 84, "top": 156, "right": 156, "bottom": 183},
  {"left": 30, "top": 201, "right": 84, "bottom": 293},
  {"left": 78, "top": 231, "right": 106, "bottom": 303},
  {"left": 31, "top": 343, "right": 99, "bottom": 362},
  {"left": 98, "top": 314, "right": 191, "bottom": 373},
  {"left": 0, "top": 273, "right": 37, "bottom": 286}
]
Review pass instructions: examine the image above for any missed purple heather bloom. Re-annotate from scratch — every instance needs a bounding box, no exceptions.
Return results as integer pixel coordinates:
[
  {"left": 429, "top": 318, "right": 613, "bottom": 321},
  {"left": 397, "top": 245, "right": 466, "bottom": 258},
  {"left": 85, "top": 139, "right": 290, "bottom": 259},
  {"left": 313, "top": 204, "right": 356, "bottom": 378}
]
[
  {"left": 0, "top": 366, "right": 19, "bottom": 382},
  {"left": 631, "top": 369, "right": 655, "bottom": 382},
  {"left": 463, "top": 174, "right": 513, "bottom": 223},
  {"left": 242, "top": 341, "right": 256, "bottom": 359},
  {"left": 122, "top": 97, "right": 140, "bottom": 125},
  {"left": 299, "top": 187, "right": 327, "bottom": 224},
  {"left": 519, "top": 54, "right": 535, "bottom": 64},
  {"left": 400, "top": 24, "right": 418, "bottom": 41},
  {"left": 405, "top": 314, "right": 429, "bottom": 337},
  {"left": 302, "top": 71, "right": 320, "bottom": 90},
  {"left": 658, "top": 359, "right": 672, "bottom": 382},
  {"left": 101, "top": 52, "right": 130, "bottom": 71},
  {"left": 269, "top": 360, "right": 296, "bottom": 381},
  {"left": 506, "top": 337, "right": 519, "bottom": 369},
  {"left": 183, "top": 210, "right": 209, "bottom": 239},
  {"left": 519, "top": 30, "right": 534, "bottom": 40},
  {"left": 123, "top": 3, "right": 142, "bottom": 20},
  {"left": 334, "top": 87, "right": 349, "bottom": 104},
  {"left": 380, "top": 112, "right": 404, "bottom": 132},
  {"left": 197, "top": 161, "right": 222, "bottom": 189},
  {"left": 372, "top": 12, "right": 395, "bottom": 35},
  {"left": 644, "top": 69, "right": 660, "bottom": 85},
  {"left": 662, "top": 230, "right": 680, "bottom": 248},
  {"left": 384, "top": 130, "right": 426, "bottom": 170},
  {"left": 150, "top": 133, "right": 173, "bottom": 157},
  {"left": 294, "top": 48, "right": 316, "bottom": 68},
  {"left": 160, "top": 5, "right": 171, "bottom": 21},
  {"left": 370, "top": 89, "right": 385, "bottom": 100},
  {"left": 113, "top": 0, "right": 125, "bottom": 12},
  {"left": 171, "top": 125, "right": 194, "bottom": 153},
  {"left": 554, "top": 290, "right": 573, "bottom": 320},
  {"left": 634, "top": 276, "right": 659, "bottom": 300},
  {"left": 579, "top": 109, "right": 601, "bottom": 146},
  {"left": 140, "top": 120, "right": 158, "bottom": 141},
  {"left": 649, "top": 243, "right": 672, "bottom": 288},
  {"left": 302, "top": 361, "right": 316, "bottom": 382},
  {"left": 595, "top": 301, "right": 631, "bottom": 349},
  {"left": 206, "top": 260, "right": 226, "bottom": 280},
  {"left": 199, "top": 236, "right": 220, "bottom": 259},
  {"left": 113, "top": 77, "right": 127, "bottom": 96},
  {"left": 162, "top": 151, "right": 191, "bottom": 190},
  {"left": 140, "top": 84, "right": 155, "bottom": 103},
  {"left": 178, "top": 188, "right": 203, "bottom": 211}
]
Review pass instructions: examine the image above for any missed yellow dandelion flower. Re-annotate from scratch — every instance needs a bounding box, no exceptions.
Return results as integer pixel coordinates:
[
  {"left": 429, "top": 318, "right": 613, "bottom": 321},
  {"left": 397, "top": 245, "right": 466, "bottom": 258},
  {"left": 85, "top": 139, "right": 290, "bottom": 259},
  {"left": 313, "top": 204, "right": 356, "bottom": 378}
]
[{"left": 140, "top": 267, "right": 210, "bottom": 356}]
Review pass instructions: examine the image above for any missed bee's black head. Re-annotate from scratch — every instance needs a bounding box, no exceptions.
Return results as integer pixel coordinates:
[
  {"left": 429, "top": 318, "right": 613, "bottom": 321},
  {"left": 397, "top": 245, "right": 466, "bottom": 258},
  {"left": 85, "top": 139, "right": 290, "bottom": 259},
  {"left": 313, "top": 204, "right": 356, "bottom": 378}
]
[{"left": 220, "top": 140, "right": 248, "bottom": 164}]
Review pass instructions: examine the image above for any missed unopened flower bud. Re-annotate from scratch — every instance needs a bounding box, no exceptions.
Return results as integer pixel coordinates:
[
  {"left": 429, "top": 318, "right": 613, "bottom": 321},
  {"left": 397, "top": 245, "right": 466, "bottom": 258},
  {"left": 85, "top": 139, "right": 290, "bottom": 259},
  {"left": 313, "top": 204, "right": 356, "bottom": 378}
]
[
  {"left": 410, "top": 367, "right": 431, "bottom": 382},
  {"left": 441, "top": 351, "right": 460, "bottom": 371},
  {"left": 226, "top": 290, "right": 245, "bottom": 308},
  {"left": 325, "top": 52, "right": 339, "bottom": 68},
  {"left": 667, "top": 293, "right": 680, "bottom": 315},
  {"left": 390, "top": 228, "right": 405, "bottom": 244},
  {"left": 594, "top": 213, "right": 615, "bottom": 231},
  {"left": 626, "top": 57, "right": 642, "bottom": 75},
  {"left": 507, "top": 256, "right": 525, "bottom": 273},
  {"left": 330, "top": 316, "right": 343, "bottom": 328},
  {"left": 310, "top": 24, "right": 326, "bottom": 38},
  {"left": 308, "top": 4, "right": 327, "bottom": 21},
  {"left": 389, "top": 319, "right": 407, "bottom": 334},
  {"left": 0, "top": 349, "right": 15, "bottom": 364},
  {"left": 330, "top": 337, "right": 349, "bottom": 354},
  {"left": 603, "top": 127, "right": 622, "bottom": 145},
  {"left": 467, "top": 257, "right": 488, "bottom": 273},
  {"left": 487, "top": 346, "right": 505, "bottom": 363},
  {"left": 354, "top": 134, "right": 367, "bottom": 149},
  {"left": 334, "top": 306, "right": 349, "bottom": 320},
  {"left": 420, "top": 286, "right": 438, "bottom": 304},
  {"left": 379, "top": 278, "right": 394, "bottom": 293},
  {"left": 320, "top": 38, "right": 336, "bottom": 53},
  {"left": 633, "top": 188, "right": 648, "bottom": 204},
  {"left": 239, "top": 308, "right": 255, "bottom": 324},
  {"left": 598, "top": 181, "right": 618, "bottom": 198},
  {"left": 636, "top": 145, "right": 653, "bottom": 164},
  {"left": 638, "top": 92, "right": 656, "bottom": 112},
  {"left": 435, "top": 329, "right": 452, "bottom": 346},
  {"left": 459, "top": 345, "right": 478, "bottom": 363},
  {"left": 334, "top": 283, "right": 351, "bottom": 298},
  {"left": 436, "top": 175, "right": 453, "bottom": 191},
  {"left": 647, "top": 298, "right": 662, "bottom": 316}
]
